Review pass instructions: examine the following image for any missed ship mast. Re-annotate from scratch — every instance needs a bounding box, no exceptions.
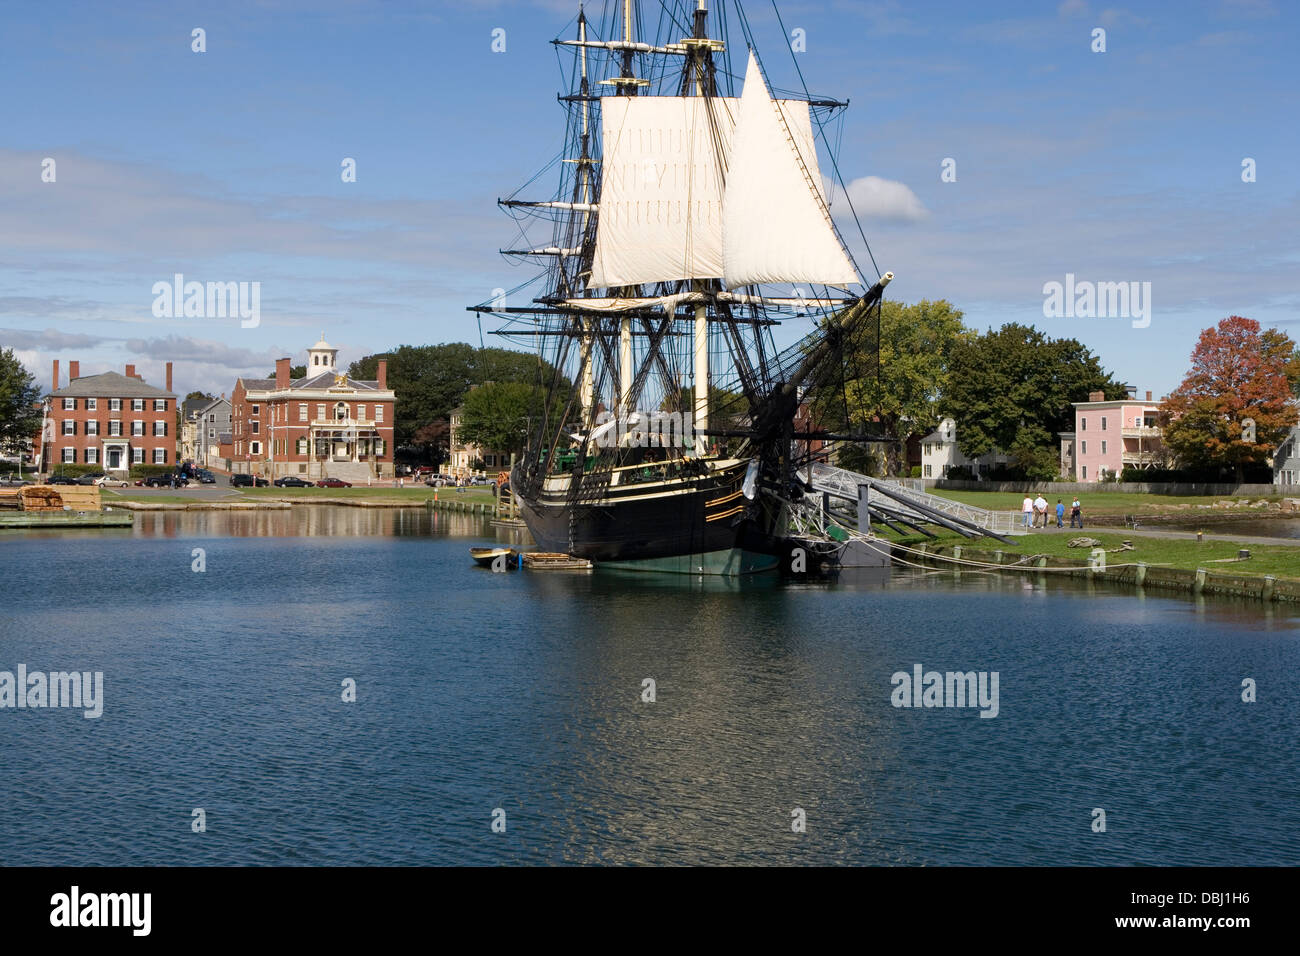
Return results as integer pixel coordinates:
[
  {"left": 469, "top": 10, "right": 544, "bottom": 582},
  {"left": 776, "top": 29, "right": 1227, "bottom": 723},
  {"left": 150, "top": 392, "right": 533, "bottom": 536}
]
[
  {"left": 615, "top": 0, "right": 637, "bottom": 421},
  {"left": 688, "top": 0, "right": 713, "bottom": 455},
  {"left": 576, "top": 7, "right": 595, "bottom": 429}
]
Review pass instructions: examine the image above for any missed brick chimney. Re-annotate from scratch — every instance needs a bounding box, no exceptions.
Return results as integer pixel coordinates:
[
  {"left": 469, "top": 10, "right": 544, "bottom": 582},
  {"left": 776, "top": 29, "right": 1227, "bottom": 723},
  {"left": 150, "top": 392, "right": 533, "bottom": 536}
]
[
  {"left": 125, "top": 364, "right": 136, "bottom": 379},
  {"left": 69, "top": 360, "right": 80, "bottom": 381},
  {"left": 377, "top": 359, "right": 387, "bottom": 390},
  {"left": 1088, "top": 390, "right": 1105, "bottom": 402},
  {"left": 1145, "top": 390, "right": 1152, "bottom": 401},
  {"left": 166, "top": 361, "right": 173, "bottom": 393},
  {"left": 275, "top": 357, "right": 291, "bottom": 390},
  {"left": 52, "top": 359, "right": 59, "bottom": 392}
]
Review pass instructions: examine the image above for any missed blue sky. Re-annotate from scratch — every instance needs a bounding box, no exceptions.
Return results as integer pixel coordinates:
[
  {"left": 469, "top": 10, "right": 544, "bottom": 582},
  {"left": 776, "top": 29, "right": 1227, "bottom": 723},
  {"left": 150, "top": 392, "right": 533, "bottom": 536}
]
[{"left": 1, "top": 0, "right": 1296, "bottom": 400}]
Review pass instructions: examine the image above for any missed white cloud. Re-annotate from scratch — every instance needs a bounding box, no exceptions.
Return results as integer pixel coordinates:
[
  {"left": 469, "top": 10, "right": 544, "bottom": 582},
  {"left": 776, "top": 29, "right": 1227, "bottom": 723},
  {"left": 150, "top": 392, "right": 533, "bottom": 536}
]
[{"left": 828, "top": 175, "right": 929, "bottom": 223}]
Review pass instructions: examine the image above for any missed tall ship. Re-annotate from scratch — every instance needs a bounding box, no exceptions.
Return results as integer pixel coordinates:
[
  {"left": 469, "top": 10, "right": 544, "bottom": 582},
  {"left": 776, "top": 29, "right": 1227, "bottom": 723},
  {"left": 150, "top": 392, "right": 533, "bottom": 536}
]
[{"left": 472, "top": 0, "right": 893, "bottom": 574}]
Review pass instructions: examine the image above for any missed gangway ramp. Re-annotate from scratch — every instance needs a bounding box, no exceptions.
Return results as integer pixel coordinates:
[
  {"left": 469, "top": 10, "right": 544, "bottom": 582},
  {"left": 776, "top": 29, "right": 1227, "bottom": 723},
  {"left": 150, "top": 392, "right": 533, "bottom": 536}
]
[{"left": 803, "top": 463, "right": 1022, "bottom": 541}]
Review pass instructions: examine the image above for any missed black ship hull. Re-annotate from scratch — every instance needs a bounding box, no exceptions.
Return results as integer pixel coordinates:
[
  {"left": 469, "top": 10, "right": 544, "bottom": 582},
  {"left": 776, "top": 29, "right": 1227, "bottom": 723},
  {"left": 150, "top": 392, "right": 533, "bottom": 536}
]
[{"left": 515, "top": 460, "right": 786, "bottom": 574}]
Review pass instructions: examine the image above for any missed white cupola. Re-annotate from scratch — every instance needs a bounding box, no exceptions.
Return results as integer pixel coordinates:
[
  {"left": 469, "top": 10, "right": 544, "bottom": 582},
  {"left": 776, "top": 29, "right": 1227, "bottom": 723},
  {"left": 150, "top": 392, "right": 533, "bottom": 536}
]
[{"left": 307, "top": 332, "right": 338, "bottom": 375}]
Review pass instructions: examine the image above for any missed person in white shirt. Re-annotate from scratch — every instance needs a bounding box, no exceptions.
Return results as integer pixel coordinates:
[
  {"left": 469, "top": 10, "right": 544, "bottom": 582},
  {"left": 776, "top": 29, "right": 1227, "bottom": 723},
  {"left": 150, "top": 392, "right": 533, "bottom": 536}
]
[
  {"left": 1022, "top": 495, "right": 1034, "bottom": 528},
  {"left": 1033, "top": 494, "right": 1049, "bottom": 528}
]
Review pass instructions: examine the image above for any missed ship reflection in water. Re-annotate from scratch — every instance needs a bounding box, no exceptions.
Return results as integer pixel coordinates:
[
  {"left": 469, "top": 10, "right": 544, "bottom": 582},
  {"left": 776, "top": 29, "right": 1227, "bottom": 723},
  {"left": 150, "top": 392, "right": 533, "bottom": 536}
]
[{"left": 0, "top": 507, "right": 1297, "bottom": 866}]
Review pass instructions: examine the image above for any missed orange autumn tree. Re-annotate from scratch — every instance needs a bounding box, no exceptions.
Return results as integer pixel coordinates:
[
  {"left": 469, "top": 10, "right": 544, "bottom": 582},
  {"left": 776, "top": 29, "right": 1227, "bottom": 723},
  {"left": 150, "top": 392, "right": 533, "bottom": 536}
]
[{"left": 1161, "top": 316, "right": 1299, "bottom": 481}]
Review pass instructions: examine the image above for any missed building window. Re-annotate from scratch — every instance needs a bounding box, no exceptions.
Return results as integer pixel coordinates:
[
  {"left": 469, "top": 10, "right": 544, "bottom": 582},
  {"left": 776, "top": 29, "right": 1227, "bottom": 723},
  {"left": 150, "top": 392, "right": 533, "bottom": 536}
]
[
  {"left": 109, "top": 420, "right": 121, "bottom": 436},
  {"left": 132, "top": 421, "right": 144, "bottom": 436},
  {"left": 1082, "top": 466, "right": 1088, "bottom": 480},
  {"left": 357, "top": 404, "right": 366, "bottom": 420},
  {"left": 251, "top": 404, "right": 259, "bottom": 416},
  {"left": 62, "top": 420, "right": 75, "bottom": 435},
  {"left": 86, "top": 420, "right": 99, "bottom": 436},
  {"left": 374, "top": 439, "right": 385, "bottom": 457},
  {"left": 110, "top": 398, "right": 121, "bottom": 411},
  {"left": 250, "top": 441, "right": 261, "bottom": 455},
  {"left": 251, "top": 421, "right": 259, "bottom": 434},
  {"left": 86, "top": 398, "right": 97, "bottom": 410},
  {"left": 1101, "top": 440, "right": 1107, "bottom": 455},
  {"left": 154, "top": 420, "right": 167, "bottom": 436},
  {"left": 923, "top": 464, "right": 932, "bottom": 477},
  {"left": 85, "top": 448, "right": 98, "bottom": 464},
  {"left": 62, "top": 448, "right": 75, "bottom": 463},
  {"left": 316, "top": 404, "right": 325, "bottom": 420},
  {"left": 132, "top": 399, "right": 144, "bottom": 411},
  {"left": 296, "top": 438, "right": 309, "bottom": 455},
  {"left": 153, "top": 448, "right": 167, "bottom": 465},
  {"left": 153, "top": 399, "right": 166, "bottom": 411},
  {"left": 1081, "top": 417, "right": 1086, "bottom": 431},
  {"left": 1081, "top": 441, "right": 1087, "bottom": 455},
  {"left": 208, "top": 428, "right": 215, "bottom": 439},
  {"left": 132, "top": 448, "right": 144, "bottom": 464},
  {"left": 1101, "top": 417, "right": 1107, "bottom": 431},
  {"left": 335, "top": 402, "right": 347, "bottom": 421},
  {"left": 375, "top": 405, "right": 383, "bottom": 423},
  {"left": 298, "top": 404, "right": 307, "bottom": 422}
]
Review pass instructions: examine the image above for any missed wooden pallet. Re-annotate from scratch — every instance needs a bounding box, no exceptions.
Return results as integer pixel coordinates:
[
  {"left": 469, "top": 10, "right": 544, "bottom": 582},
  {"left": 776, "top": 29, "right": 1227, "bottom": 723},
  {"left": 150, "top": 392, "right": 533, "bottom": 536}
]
[{"left": 520, "top": 552, "right": 593, "bottom": 571}]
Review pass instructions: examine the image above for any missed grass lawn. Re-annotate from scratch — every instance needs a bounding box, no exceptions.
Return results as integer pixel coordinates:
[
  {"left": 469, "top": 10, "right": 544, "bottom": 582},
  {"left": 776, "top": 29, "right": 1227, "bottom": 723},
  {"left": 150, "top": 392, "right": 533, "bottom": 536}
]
[
  {"left": 880, "top": 526, "right": 1300, "bottom": 580},
  {"left": 925, "top": 488, "right": 1286, "bottom": 514}
]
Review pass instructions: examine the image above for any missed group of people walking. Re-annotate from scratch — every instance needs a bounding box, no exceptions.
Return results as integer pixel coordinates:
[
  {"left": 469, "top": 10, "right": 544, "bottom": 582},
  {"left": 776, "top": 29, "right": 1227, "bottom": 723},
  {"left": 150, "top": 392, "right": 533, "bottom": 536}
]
[{"left": 1022, "top": 494, "right": 1083, "bottom": 529}]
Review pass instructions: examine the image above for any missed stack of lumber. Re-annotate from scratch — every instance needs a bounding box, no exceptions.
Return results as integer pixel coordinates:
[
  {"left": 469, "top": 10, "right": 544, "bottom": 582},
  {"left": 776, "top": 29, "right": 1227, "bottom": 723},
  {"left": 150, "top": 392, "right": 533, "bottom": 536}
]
[
  {"left": 0, "top": 488, "right": 21, "bottom": 510},
  {"left": 19, "top": 485, "right": 65, "bottom": 511},
  {"left": 13, "top": 485, "right": 102, "bottom": 512},
  {"left": 54, "top": 485, "right": 102, "bottom": 511}
]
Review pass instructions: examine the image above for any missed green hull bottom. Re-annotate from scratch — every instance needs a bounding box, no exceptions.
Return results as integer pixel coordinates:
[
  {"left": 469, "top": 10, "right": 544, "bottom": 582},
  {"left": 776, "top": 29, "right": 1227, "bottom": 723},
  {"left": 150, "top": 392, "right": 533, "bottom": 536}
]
[{"left": 598, "top": 547, "right": 780, "bottom": 576}]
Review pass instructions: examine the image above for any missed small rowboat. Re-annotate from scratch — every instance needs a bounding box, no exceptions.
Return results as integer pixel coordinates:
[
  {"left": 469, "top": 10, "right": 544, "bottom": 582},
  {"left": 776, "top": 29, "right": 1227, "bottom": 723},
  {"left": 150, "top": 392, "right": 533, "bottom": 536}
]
[{"left": 470, "top": 547, "right": 518, "bottom": 569}]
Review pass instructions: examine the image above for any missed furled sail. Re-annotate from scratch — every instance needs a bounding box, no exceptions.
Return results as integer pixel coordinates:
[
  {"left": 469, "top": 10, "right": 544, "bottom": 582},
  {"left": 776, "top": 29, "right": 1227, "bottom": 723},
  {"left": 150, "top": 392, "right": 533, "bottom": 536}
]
[
  {"left": 722, "top": 52, "right": 859, "bottom": 290},
  {"left": 587, "top": 67, "right": 855, "bottom": 291}
]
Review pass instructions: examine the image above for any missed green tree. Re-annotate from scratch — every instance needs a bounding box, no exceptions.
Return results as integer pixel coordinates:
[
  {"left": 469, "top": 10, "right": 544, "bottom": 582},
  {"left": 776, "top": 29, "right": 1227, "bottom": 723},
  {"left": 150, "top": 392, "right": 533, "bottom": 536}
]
[
  {"left": 942, "top": 323, "right": 1126, "bottom": 480},
  {"left": 0, "top": 348, "right": 43, "bottom": 458},
  {"left": 1161, "top": 316, "right": 1299, "bottom": 481},
  {"left": 264, "top": 366, "right": 306, "bottom": 379},
  {"left": 185, "top": 390, "right": 215, "bottom": 403},
  {"left": 834, "top": 299, "right": 970, "bottom": 474},
  {"left": 458, "top": 381, "right": 560, "bottom": 458},
  {"left": 348, "top": 344, "right": 561, "bottom": 448}
]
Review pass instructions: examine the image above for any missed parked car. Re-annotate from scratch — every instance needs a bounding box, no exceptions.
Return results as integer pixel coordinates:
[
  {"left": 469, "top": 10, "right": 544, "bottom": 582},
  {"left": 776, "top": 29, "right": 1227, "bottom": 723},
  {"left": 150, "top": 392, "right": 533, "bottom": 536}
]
[
  {"left": 230, "top": 474, "right": 270, "bottom": 487},
  {"left": 469, "top": 476, "right": 493, "bottom": 486},
  {"left": 47, "top": 475, "right": 77, "bottom": 485},
  {"left": 316, "top": 477, "right": 352, "bottom": 488},
  {"left": 74, "top": 472, "right": 106, "bottom": 485},
  {"left": 142, "top": 473, "right": 187, "bottom": 488},
  {"left": 194, "top": 469, "right": 216, "bottom": 484},
  {"left": 94, "top": 475, "right": 131, "bottom": 488},
  {"left": 273, "top": 476, "right": 314, "bottom": 487}
]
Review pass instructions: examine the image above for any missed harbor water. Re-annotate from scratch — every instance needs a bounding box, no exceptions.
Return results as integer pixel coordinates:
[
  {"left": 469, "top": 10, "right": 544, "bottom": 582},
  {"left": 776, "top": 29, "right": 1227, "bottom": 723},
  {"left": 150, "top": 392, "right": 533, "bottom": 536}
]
[{"left": 1, "top": 508, "right": 1298, "bottom": 865}]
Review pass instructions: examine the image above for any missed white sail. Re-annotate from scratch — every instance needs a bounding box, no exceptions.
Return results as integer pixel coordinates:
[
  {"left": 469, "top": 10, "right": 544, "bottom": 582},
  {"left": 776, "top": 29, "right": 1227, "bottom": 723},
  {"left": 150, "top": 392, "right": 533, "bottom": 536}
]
[
  {"left": 588, "top": 95, "right": 735, "bottom": 290},
  {"left": 587, "top": 91, "right": 833, "bottom": 291},
  {"left": 722, "top": 52, "right": 859, "bottom": 290}
]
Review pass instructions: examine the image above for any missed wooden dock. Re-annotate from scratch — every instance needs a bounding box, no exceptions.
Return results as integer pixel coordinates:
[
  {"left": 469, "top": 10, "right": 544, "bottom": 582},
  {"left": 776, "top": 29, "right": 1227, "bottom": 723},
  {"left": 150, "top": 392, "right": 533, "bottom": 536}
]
[
  {"left": 520, "top": 552, "right": 593, "bottom": 571},
  {"left": 0, "top": 511, "right": 133, "bottom": 529}
]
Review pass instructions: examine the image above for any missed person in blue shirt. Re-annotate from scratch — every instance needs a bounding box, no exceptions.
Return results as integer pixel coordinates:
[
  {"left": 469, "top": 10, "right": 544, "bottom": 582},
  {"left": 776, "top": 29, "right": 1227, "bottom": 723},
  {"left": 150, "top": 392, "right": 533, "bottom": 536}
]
[{"left": 1055, "top": 499, "right": 1065, "bottom": 528}]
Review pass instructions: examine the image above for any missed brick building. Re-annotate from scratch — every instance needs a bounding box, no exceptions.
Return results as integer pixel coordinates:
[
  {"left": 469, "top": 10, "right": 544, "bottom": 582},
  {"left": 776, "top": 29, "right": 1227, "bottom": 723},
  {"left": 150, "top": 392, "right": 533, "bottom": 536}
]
[
  {"left": 39, "top": 360, "right": 178, "bottom": 474},
  {"left": 229, "top": 335, "right": 396, "bottom": 480}
]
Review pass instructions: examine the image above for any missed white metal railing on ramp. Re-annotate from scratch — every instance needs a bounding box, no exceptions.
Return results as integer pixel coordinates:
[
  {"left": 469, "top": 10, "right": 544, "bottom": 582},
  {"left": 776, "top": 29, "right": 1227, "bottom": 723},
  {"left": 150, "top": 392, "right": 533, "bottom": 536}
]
[{"left": 804, "top": 463, "right": 1028, "bottom": 536}]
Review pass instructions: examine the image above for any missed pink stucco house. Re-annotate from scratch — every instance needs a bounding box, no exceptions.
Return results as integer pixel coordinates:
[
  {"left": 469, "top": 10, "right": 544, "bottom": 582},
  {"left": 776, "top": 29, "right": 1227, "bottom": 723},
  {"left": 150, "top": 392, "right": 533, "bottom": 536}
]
[{"left": 1060, "top": 390, "right": 1165, "bottom": 481}]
